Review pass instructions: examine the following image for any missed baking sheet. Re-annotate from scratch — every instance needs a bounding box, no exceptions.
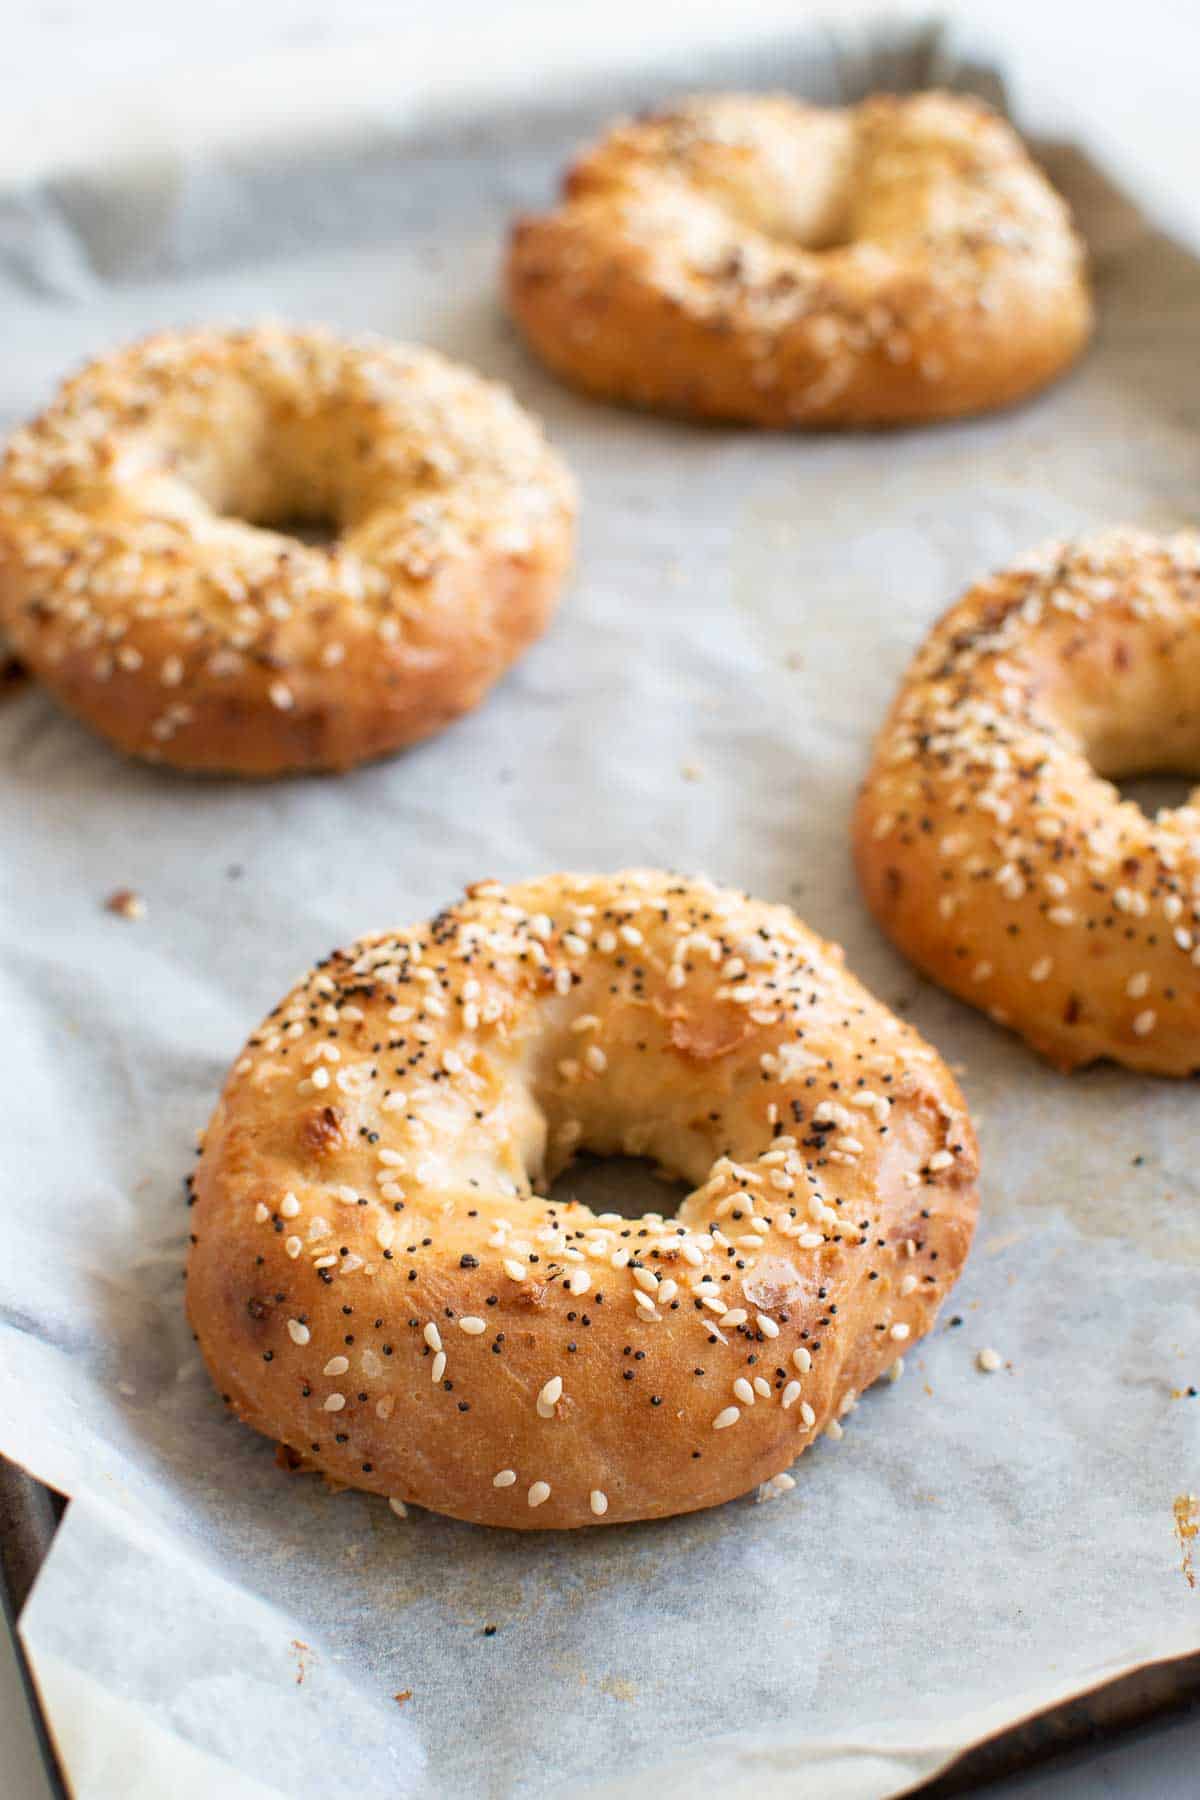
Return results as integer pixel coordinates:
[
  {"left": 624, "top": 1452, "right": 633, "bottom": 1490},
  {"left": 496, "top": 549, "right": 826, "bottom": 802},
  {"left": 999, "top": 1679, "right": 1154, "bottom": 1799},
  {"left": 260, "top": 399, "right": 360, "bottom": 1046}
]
[{"left": 1, "top": 20, "right": 1198, "bottom": 1799}]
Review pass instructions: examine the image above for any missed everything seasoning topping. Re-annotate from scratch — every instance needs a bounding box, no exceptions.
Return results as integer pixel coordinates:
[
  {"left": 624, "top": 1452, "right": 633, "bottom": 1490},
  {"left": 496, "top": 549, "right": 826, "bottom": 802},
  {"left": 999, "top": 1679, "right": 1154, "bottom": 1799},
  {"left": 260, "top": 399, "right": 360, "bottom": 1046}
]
[
  {"left": 509, "top": 91, "right": 1089, "bottom": 428},
  {"left": 187, "top": 871, "right": 977, "bottom": 1525},
  {"left": 860, "top": 530, "right": 1200, "bottom": 1072}
]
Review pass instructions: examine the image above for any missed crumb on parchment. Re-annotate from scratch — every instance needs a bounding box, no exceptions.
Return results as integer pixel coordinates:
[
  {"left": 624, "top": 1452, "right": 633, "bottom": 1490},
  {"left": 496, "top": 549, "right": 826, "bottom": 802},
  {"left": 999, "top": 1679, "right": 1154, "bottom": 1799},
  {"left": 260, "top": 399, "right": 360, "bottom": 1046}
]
[
  {"left": 1174, "top": 1495, "right": 1197, "bottom": 1589},
  {"left": 105, "top": 887, "right": 145, "bottom": 920}
]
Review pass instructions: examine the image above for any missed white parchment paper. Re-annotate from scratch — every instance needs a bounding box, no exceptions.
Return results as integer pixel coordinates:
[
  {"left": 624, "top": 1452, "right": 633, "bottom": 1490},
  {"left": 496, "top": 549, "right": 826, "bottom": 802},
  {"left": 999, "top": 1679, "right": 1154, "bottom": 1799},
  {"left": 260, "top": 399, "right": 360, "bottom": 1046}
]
[{"left": 1, "top": 20, "right": 1197, "bottom": 1798}]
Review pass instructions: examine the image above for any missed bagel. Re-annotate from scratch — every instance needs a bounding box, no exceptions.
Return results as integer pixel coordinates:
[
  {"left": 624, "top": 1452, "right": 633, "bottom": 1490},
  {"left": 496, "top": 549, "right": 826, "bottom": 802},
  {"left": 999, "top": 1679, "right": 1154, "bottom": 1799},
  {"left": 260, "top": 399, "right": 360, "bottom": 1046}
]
[
  {"left": 855, "top": 529, "right": 1200, "bottom": 1074},
  {"left": 507, "top": 91, "right": 1091, "bottom": 427},
  {"left": 0, "top": 325, "right": 575, "bottom": 775},
  {"left": 186, "top": 870, "right": 979, "bottom": 1529}
]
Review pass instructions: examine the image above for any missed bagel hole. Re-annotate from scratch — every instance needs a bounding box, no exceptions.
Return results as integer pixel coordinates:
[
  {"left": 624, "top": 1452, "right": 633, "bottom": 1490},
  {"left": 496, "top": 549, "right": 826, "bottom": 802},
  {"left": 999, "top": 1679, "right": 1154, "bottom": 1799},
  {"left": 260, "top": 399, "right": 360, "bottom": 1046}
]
[
  {"left": 1113, "top": 772, "right": 1199, "bottom": 821},
  {"left": 183, "top": 451, "right": 347, "bottom": 547},
  {"left": 548, "top": 1153, "right": 690, "bottom": 1223},
  {"left": 239, "top": 512, "right": 341, "bottom": 549}
]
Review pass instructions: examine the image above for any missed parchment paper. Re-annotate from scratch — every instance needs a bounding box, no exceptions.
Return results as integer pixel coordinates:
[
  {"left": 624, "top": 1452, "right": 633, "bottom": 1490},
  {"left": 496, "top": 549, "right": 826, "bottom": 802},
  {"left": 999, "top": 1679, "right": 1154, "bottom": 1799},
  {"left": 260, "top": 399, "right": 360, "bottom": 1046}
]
[{"left": 1, "top": 19, "right": 1197, "bottom": 1799}]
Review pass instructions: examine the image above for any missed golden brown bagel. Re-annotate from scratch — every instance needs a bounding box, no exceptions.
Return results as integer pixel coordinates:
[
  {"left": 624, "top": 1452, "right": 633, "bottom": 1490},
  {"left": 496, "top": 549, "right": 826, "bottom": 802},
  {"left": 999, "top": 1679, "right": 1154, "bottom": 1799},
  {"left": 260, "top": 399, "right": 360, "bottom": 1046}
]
[
  {"left": 507, "top": 91, "right": 1091, "bottom": 427},
  {"left": 856, "top": 529, "right": 1200, "bottom": 1074},
  {"left": 0, "top": 325, "right": 575, "bottom": 775},
  {"left": 186, "top": 871, "right": 978, "bottom": 1529}
]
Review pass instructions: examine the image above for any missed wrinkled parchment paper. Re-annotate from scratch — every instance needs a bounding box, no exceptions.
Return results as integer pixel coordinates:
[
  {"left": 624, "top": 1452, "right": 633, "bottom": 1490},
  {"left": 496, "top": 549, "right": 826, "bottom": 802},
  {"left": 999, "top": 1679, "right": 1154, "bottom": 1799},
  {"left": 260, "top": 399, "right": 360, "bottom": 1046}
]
[{"left": 1, "top": 19, "right": 1197, "bottom": 1798}]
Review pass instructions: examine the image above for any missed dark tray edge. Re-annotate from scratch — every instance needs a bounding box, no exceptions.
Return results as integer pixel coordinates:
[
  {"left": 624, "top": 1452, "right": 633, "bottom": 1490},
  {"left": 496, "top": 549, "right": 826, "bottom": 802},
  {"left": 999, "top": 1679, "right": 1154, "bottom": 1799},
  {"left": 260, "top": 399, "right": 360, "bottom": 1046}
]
[{"left": 0, "top": 1458, "right": 69, "bottom": 1799}]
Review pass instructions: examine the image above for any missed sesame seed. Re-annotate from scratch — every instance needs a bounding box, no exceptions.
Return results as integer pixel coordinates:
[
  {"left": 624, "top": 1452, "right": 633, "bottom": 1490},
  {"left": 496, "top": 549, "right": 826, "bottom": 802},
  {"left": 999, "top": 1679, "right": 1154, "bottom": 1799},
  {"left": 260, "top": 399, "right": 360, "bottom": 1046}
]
[
  {"left": 431, "top": 1351, "right": 446, "bottom": 1382},
  {"left": 527, "top": 1481, "right": 551, "bottom": 1508},
  {"left": 323, "top": 1393, "right": 346, "bottom": 1412},
  {"left": 493, "top": 1469, "right": 517, "bottom": 1488},
  {"left": 287, "top": 1320, "right": 310, "bottom": 1346},
  {"left": 977, "top": 1346, "right": 1003, "bottom": 1373},
  {"left": 459, "top": 1317, "right": 487, "bottom": 1335},
  {"left": 423, "top": 1323, "right": 443, "bottom": 1352},
  {"left": 782, "top": 1380, "right": 801, "bottom": 1409},
  {"left": 712, "top": 1406, "right": 740, "bottom": 1430},
  {"left": 890, "top": 1322, "right": 911, "bottom": 1341},
  {"left": 589, "top": 1490, "right": 608, "bottom": 1516}
]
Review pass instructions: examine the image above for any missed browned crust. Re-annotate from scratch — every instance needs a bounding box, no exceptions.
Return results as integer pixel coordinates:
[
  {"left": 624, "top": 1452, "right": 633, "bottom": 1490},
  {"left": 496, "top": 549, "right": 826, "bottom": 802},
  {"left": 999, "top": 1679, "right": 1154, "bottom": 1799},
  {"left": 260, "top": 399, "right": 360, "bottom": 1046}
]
[
  {"left": 507, "top": 91, "right": 1092, "bottom": 427},
  {"left": 0, "top": 326, "right": 576, "bottom": 775},
  {"left": 186, "top": 871, "right": 979, "bottom": 1529},
  {"left": 855, "top": 529, "right": 1200, "bottom": 1074}
]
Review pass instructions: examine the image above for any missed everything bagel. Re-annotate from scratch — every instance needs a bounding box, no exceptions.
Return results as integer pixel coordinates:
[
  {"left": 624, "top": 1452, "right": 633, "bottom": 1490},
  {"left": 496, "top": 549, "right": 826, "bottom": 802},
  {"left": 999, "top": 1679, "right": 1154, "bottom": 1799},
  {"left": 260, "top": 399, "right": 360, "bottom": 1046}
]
[
  {"left": 186, "top": 871, "right": 979, "bottom": 1529},
  {"left": 0, "top": 325, "right": 575, "bottom": 775},
  {"left": 507, "top": 91, "right": 1091, "bottom": 427},
  {"left": 856, "top": 530, "right": 1200, "bottom": 1074}
]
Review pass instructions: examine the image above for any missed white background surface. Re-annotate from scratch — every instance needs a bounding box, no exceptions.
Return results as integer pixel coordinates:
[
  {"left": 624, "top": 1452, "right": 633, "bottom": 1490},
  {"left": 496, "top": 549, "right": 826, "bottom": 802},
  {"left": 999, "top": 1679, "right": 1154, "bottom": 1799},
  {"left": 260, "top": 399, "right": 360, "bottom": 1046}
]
[{"left": 2, "top": 2, "right": 1198, "bottom": 1795}]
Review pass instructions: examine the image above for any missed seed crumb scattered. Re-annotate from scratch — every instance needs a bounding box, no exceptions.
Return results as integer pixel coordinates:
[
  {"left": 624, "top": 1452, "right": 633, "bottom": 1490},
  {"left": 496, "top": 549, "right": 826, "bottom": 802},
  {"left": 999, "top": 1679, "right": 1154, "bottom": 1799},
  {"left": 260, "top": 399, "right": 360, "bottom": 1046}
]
[{"left": 105, "top": 887, "right": 145, "bottom": 920}]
